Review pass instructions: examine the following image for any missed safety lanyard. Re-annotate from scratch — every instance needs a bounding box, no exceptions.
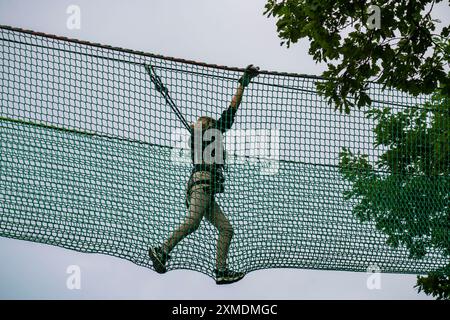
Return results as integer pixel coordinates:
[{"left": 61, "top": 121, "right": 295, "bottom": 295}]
[{"left": 144, "top": 64, "right": 191, "bottom": 131}]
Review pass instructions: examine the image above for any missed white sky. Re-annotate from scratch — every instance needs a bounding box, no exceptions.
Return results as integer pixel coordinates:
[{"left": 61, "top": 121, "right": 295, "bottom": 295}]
[{"left": 1, "top": 0, "right": 448, "bottom": 299}]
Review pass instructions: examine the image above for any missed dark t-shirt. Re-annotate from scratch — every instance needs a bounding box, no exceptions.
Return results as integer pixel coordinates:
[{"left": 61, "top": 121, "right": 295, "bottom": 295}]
[{"left": 189, "top": 105, "right": 237, "bottom": 192}]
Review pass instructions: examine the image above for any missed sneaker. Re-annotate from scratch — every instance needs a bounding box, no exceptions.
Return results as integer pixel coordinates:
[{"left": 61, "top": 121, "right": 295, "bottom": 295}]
[
  {"left": 148, "top": 247, "right": 170, "bottom": 274},
  {"left": 214, "top": 268, "right": 245, "bottom": 285}
]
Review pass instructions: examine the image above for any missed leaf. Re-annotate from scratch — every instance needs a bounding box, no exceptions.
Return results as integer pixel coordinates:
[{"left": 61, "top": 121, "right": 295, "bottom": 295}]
[{"left": 265, "top": 0, "right": 447, "bottom": 112}]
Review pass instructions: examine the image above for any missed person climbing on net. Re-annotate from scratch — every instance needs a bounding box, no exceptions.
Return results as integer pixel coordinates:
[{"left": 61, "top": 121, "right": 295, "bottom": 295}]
[{"left": 149, "top": 64, "right": 260, "bottom": 285}]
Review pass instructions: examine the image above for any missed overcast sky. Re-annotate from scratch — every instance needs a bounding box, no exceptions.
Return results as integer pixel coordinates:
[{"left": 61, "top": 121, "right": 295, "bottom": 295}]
[{"left": 0, "top": 0, "right": 449, "bottom": 300}]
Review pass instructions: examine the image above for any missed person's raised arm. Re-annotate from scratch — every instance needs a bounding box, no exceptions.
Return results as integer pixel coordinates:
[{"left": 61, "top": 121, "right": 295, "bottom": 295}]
[
  {"left": 231, "top": 64, "right": 260, "bottom": 109},
  {"left": 216, "top": 65, "right": 260, "bottom": 132},
  {"left": 230, "top": 83, "right": 245, "bottom": 110}
]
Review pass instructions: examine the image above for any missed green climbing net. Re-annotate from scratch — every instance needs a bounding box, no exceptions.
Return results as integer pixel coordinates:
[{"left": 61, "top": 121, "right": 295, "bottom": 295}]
[{"left": 0, "top": 25, "right": 447, "bottom": 279}]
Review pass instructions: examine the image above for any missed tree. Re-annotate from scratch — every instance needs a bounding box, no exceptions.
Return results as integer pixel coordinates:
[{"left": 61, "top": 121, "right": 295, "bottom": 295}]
[
  {"left": 264, "top": 0, "right": 450, "bottom": 113},
  {"left": 265, "top": 0, "right": 450, "bottom": 299},
  {"left": 339, "top": 91, "right": 449, "bottom": 299}
]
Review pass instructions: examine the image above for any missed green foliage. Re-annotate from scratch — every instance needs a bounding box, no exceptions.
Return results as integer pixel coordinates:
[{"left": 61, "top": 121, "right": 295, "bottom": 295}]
[
  {"left": 416, "top": 265, "right": 450, "bottom": 300},
  {"left": 264, "top": 0, "right": 450, "bottom": 112},
  {"left": 339, "top": 92, "right": 449, "bottom": 298},
  {"left": 267, "top": 0, "right": 450, "bottom": 298}
]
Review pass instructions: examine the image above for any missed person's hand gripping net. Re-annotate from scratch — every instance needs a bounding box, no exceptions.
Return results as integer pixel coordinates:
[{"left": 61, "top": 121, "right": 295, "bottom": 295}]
[{"left": 238, "top": 64, "right": 260, "bottom": 87}]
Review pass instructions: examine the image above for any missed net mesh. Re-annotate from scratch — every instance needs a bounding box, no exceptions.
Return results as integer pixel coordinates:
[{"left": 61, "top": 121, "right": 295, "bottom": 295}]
[{"left": 0, "top": 25, "right": 447, "bottom": 279}]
